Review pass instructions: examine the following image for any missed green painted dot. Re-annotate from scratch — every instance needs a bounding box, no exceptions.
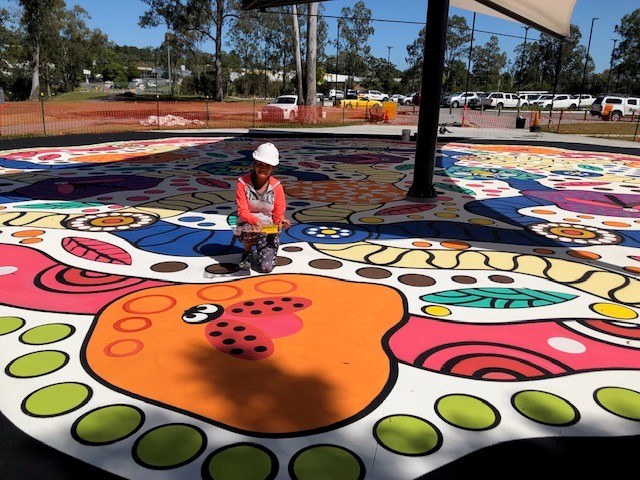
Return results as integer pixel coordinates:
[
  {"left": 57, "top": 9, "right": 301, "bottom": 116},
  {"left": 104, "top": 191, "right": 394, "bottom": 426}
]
[
  {"left": 23, "top": 383, "right": 91, "bottom": 417},
  {"left": 436, "top": 394, "right": 499, "bottom": 430},
  {"left": 374, "top": 415, "right": 441, "bottom": 455},
  {"left": 205, "top": 444, "right": 275, "bottom": 480},
  {"left": 292, "top": 445, "right": 363, "bottom": 480},
  {"left": 21, "top": 324, "right": 74, "bottom": 345},
  {"left": 595, "top": 387, "right": 640, "bottom": 421},
  {"left": 7, "top": 351, "right": 68, "bottom": 378},
  {"left": 74, "top": 405, "right": 143, "bottom": 445},
  {"left": 513, "top": 390, "right": 578, "bottom": 426},
  {"left": 134, "top": 424, "right": 205, "bottom": 468},
  {"left": 578, "top": 164, "right": 602, "bottom": 171},
  {"left": 0, "top": 316, "right": 25, "bottom": 335}
]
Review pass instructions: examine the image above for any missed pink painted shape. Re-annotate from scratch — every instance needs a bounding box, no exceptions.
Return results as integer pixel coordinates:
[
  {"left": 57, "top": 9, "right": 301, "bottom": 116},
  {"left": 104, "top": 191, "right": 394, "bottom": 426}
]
[
  {"left": 0, "top": 244, "right": 169, "bottom": 314},
  {"left": 227, "top": 313, "right": 303, "bottom": 339},
  {"left": 390, "top": 315, "right": 640, "bottom": 373}
]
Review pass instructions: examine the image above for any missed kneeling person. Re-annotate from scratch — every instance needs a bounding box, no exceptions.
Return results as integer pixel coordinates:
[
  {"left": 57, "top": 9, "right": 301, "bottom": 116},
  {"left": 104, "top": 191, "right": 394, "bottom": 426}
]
[{"left": 235, "top": 142, "right": 290, "bottom": 272}]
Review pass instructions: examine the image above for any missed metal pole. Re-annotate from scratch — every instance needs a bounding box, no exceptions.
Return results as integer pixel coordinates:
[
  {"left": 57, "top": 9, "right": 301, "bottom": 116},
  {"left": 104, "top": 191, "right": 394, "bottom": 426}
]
[
  {"left": 336, "top": 19, "right": 340, "bottom": 103},
  {"left": 386, "top": 45, "right": 392, "bottom": 64},
  {"left": 606, "top": 39, "right": 617, "bottom": 93},
  {"left": 167, "top": 45, "right": 172, "bottom": 95},
  {"left": 40, "top": 92, "right": 46, "bottom": 135},
  {"left": 462, "top": 12, "right": 476, "bottom": 125},
  {"left": 516, "top": 26, "right": 529, "bottom": 116},
  {"left": 406, "top": 0, "right": 450, "bottom": 202},
  {"left": 264, "top": 35, "right": 268, "bottom": 99},
  {"left": 549, "top": 39, "right": 564, "bottom": 122},
  {"left": 578, "top": 17, "right": 598, "bottom": 110}
]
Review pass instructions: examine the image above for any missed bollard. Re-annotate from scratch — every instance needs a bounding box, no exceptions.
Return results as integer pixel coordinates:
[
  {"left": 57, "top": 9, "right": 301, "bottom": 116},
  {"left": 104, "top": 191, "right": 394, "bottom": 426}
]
[{"left": 401, "top": 129, "right": 411, "bottom": 141}]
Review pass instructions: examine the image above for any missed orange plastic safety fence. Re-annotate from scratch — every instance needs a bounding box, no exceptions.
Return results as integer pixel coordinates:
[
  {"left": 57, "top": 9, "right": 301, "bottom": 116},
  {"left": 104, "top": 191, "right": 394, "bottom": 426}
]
[{"left": 0, "top": 100, "right": 379, "bottom": 138}]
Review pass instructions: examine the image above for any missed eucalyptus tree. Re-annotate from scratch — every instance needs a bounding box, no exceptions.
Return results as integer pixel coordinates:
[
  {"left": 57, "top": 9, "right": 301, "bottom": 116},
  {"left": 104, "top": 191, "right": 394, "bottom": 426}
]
[
  {"left": 140, "top": 0, "right": 242, "bottom": 101},
  {"left": 339, "top": 0, "right": 374, "bottom": 85},
  {"left": 304, "top": 2, "right": 318, "bottom": 107},
  {"left": 17, "top": 0, "right": 65, "bottom": 99},
  {"left": 56, "top": 6, "right": 109, "bottom": 93},
  {"left": 405, "top": 15, "right": 472, "bottom": 92},
  {"left": 614, "top": 8, "right": 640, "bottom": 94},
  {"left": 471, "top": 35, "right": 506, "bottom": 91}
]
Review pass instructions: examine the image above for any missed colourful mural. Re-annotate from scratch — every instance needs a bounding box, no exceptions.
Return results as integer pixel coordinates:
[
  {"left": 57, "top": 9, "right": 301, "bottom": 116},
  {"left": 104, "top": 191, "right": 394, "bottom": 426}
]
[{"left": 0, "top": 136, "right": 639, "bottom": 479}]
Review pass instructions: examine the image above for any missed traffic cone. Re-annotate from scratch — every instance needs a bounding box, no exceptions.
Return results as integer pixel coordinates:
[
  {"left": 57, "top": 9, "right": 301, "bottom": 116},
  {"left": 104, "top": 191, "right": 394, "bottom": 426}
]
[
  {"left": 384, "top": 110, "right": 389, "bottom": 123},
  {"left": 530, "top": 110, "right": 541, "bottom": 132}
]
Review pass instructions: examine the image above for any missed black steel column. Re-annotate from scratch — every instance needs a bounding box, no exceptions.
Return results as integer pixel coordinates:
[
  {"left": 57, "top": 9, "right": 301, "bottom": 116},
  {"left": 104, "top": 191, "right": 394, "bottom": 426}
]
[{"left": 406, "top": 0, "right": 450, "bottom": 202}]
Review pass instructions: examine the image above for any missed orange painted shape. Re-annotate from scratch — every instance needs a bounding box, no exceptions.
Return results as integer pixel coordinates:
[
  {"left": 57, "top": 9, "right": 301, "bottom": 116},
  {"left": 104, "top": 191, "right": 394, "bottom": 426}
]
[{"left": 85, "top": 274, "right": 404, "bottom": 435}]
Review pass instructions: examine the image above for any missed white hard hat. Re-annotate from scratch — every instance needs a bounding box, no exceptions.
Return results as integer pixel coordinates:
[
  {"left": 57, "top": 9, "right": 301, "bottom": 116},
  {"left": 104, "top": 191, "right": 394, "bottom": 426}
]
[{"left": 252, "top": 142, "right": 279, "bottom": 166}]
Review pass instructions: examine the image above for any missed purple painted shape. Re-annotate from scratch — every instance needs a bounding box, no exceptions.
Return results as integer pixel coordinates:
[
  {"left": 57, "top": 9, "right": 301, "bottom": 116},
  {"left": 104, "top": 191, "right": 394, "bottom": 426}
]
[
  {"left": 316, "top": 153, "right": 406, "bottom": 164},
  {"left": 525, "top": 190, "right": 640, "bottom": 217},
  {"left": 14, "top": 175, "right": 163, "bottom": 200}
]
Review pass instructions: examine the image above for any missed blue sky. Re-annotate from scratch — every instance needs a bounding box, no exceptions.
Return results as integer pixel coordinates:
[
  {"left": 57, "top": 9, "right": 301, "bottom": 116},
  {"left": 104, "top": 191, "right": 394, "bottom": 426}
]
[{"left": 1, "top": 0, "right": 636, "bottom": 73}]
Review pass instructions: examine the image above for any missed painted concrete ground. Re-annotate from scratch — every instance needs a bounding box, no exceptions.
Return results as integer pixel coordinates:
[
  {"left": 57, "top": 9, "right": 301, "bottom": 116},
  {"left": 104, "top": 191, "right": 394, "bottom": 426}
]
[{"left": 0, "top": 135, "right": 639, "bottom": 480}]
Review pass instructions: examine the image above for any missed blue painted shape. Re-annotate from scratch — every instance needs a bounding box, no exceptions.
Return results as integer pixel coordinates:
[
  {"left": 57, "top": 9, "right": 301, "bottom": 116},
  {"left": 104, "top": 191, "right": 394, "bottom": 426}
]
[
  {"left": 283, "top": 223, "right": 376, "bottom": 244},
  {"left": 113, "top": 222, "right": 240, "bottom": 256}
]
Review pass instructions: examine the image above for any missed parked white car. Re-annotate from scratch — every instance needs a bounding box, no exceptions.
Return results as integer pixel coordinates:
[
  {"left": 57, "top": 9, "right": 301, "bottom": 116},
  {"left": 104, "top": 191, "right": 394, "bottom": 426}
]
[
  {"left": 590, "top": 95, "right": 640, "bottom": 121},
  {"left": 329, "top": 89, "right": 344, "bottom": 100},
  {"left": 530, "top": 94, "right": 578, "bottom": 110},
  {"left": 479, "top": 92, "right": 521, "bottom": 109},
  {"left": 573, "top": 94, "right": 595, "bottom": 109},
  {"left": 259, "top": 94, "right": 299, "bottom": 121},
  {"left": 442, "top": 91, "right": 484, "bottom": 108},
  {"left": 359, "top": 90, "right": 389, "bottom": 102}
]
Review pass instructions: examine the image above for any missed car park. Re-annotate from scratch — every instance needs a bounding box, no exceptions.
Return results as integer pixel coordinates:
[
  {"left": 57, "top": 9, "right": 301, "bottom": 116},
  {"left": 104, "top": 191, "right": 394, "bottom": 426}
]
[
  {"left": 590, "top": 95, "right": 640, "bottom": 121},
  {"left": 442, "top": 91, "right": 484, "bottom": 108},
  {"left": 259, "top": 94, "right": 299, "bottom": 121}
]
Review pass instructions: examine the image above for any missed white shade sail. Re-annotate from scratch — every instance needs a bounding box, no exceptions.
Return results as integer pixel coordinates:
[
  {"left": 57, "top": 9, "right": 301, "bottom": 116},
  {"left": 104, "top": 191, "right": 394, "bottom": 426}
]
[{"left": 450, "top": 0, "right": 577, "bottom": 38}]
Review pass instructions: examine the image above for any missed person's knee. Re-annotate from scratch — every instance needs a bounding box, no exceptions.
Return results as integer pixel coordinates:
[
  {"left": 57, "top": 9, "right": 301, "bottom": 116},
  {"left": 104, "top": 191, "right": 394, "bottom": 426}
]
[{"left": 259, "top": 262, "right": 275, "bottom": 273}]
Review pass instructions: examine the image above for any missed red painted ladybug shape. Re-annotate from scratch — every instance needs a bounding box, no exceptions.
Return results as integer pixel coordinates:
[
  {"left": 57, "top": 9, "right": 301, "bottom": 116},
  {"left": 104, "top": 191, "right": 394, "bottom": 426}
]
[{"left": 182, "top": 296, "right": 312, "bottom": 361}]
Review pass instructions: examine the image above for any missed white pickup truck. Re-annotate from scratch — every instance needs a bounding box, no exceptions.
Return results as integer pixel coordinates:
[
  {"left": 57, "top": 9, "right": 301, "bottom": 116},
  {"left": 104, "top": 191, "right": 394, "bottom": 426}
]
[
  {"left": 479, "top": 92, "right": 521, "bottom": 109},
  {"left": 590, "top": 95, "right": 640, "bottom": 121},
  {"left": 530, "top": 94, "right": 578, "bottom": 110},
  {"left": 358, "top": 90, "right": 389, "bottom": 102}
]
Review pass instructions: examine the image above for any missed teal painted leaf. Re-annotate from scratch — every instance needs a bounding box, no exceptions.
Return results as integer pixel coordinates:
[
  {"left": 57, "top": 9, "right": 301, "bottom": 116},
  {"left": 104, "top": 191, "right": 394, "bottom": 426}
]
[
  {"left": 421, "top": 288, "right": 576, "bottom": 309},
  {"left": 395, "top": 164, "right": 414, "bottom": 171},
  {"left": 433, "top": 182, "right": 476, "bottom": 195},
  {"left": 23, "top": 202, "right": 103, "bottom": 210}
]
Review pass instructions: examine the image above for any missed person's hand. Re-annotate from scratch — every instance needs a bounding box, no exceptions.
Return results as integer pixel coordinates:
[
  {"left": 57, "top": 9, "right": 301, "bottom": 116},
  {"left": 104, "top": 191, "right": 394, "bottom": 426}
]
[{"left": 281, "top": 218, "right": 291, "bottom": 228}]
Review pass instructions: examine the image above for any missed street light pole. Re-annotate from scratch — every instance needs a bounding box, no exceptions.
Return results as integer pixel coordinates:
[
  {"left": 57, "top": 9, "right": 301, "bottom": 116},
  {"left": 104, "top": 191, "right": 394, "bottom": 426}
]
[
  {"left": 463, "top": 12, "right": 476, "bottom": 112},
  {"left": 578, "top": 17, "right": 598, "bottom": 110},
  {"left": 606, "top": 38, "right": 617, "bottom": 93},
  {"left": 516, "top": 26, "right": 529, "bottom": 116},
  {"left": 336, "top": 19, "right": 340, "bottom": 93}
]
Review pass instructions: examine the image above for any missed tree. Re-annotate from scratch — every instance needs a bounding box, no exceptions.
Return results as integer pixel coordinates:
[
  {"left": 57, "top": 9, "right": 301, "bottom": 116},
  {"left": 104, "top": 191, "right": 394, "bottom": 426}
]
[
  {"left": 292, "top": 5, "right": 304, "bottom": 101},
  {"left": 471, "top": 35, "right": 506, "bottom": 90},
  {"left": 140, "top": 0, "right": 241, "bottom": 101},
  {"left": 443, "top": 15, "right": 471, "bottom": 91},
  {"left": 18, "top": 0, "right": 65, "bottom": 100},
  {"left": 339, "top": 1, "right": 374, "bottom": 85},
  {"left": 405, "top": 16, "right": 472, "bottom": 92},
  {"left": 304, "top": 3, "right": 318, "bottom": 107},
  {"left": 614, "top": 8, "right": 640, "bottom": 94}
]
